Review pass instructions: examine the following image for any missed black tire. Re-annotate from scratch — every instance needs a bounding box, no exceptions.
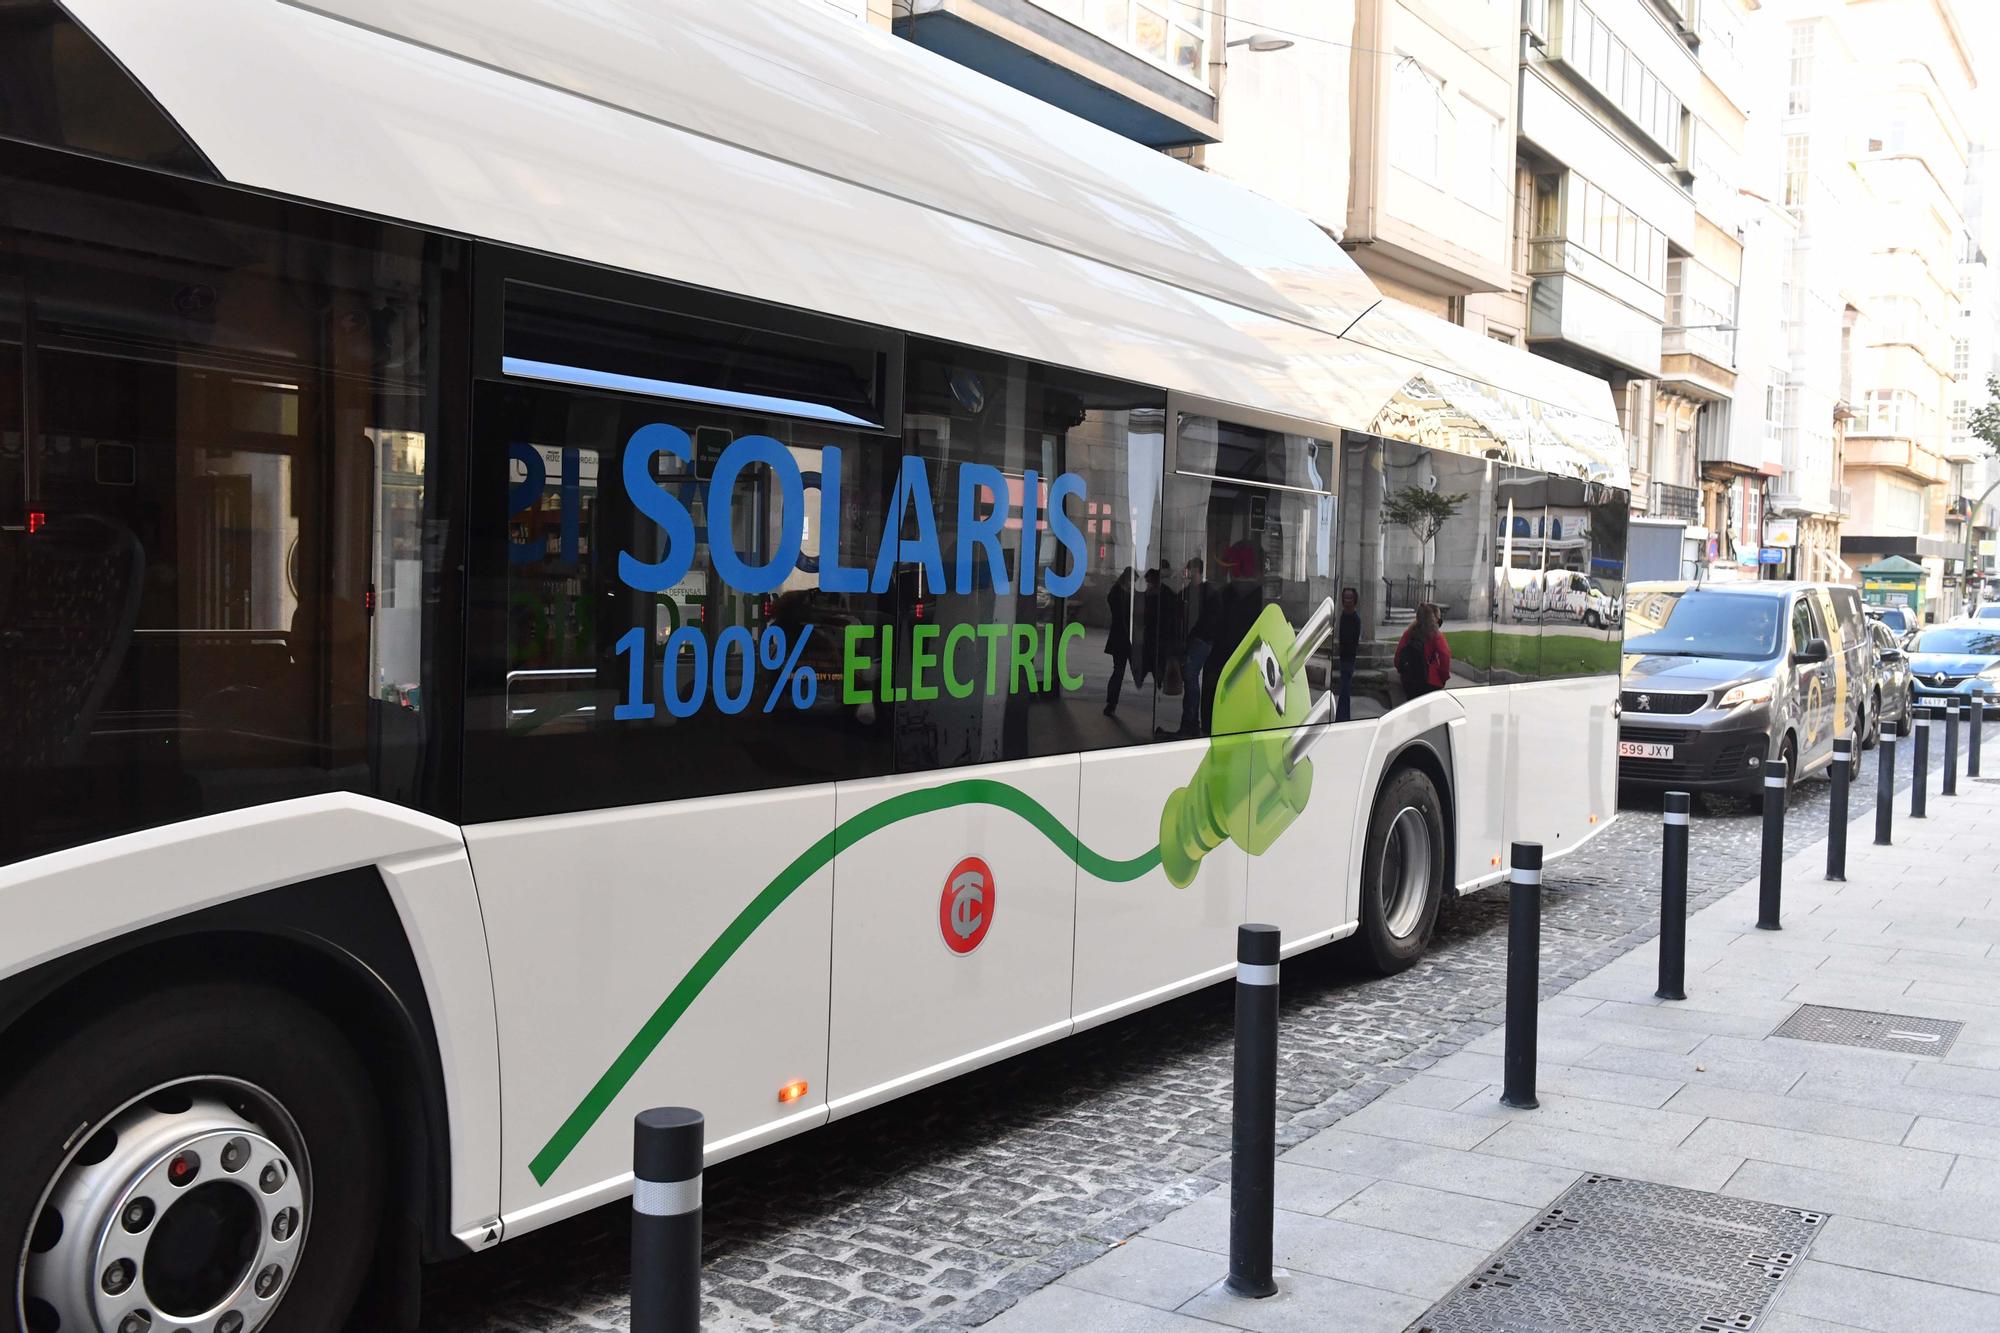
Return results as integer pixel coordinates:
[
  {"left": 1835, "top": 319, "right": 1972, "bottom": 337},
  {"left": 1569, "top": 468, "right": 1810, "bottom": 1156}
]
[
  {"left": 1781, "top": 733, "right": 1800, "bottom": 804},
  {"left": 1895, "top": 702, "right": 1913, "bottom": 738},
  {"left": 1863, "top": 692, "right": 1882, "bottom": 752},
  {"left": 2, "top": 982, "right": 384, "bottom": 1333},
  {"left": 1355, "top": 765, "right": 1448, "bottom": 976}
]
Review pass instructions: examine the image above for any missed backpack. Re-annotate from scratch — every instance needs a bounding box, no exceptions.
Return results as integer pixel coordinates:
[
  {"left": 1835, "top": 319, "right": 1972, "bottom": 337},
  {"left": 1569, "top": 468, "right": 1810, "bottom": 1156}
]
[{"left": 1395, "top": 631, "right": 1426, "bottom": 695}]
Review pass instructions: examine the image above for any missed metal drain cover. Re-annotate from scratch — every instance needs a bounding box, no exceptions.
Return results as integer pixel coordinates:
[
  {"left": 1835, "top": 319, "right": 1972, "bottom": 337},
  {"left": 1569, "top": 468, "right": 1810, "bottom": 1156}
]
[
  {"left": 1413, "top": 1174, "right": 1825, "bottom": 1333},
  {"left": 1771, "top": 1004, "right": 1962, "bottom": 1057}
]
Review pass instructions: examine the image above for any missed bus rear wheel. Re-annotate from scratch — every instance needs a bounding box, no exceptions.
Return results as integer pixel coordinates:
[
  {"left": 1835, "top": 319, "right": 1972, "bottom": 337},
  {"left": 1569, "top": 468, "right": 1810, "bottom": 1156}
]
[
  {"left": 1355, "top": 766, "right": 1447, "bottom": 975},
  {"left": 4, "top": 982, "right": 384, "bottom": 1333}
]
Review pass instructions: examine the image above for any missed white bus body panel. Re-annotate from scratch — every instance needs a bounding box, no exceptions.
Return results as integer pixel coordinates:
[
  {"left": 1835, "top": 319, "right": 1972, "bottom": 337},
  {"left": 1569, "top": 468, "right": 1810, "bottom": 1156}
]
[
  {"left": 1449, "top": 690, "right": 1514, "bottom": 889},
  {"left": 0, "top": 795, "right": 503, "bottom": 1245},
  {"left": 826, "top": 758, "right": 1080, "bottom": 1116},
  {"left": 1508, "top": 677, "right": 1620, "bottom": 862},
  {"left": 62, "top": 0, "right": 1630, "bottom": 492},
  {"left": 1071, "top": 741, "right": 1248, "bottom": 1029},
  {"left": 461, "top": 788, "right": 839, "bottom": 1214},
  {"left": 1248, "top": 723, "right": 1366, "bottom": 951}
]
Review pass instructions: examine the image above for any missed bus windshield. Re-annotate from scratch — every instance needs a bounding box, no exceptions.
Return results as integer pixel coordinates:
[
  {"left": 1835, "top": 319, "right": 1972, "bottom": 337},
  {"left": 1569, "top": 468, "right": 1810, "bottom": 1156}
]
[{"left": 1624, "top": 590, "right": 1784, "bottom": 660}]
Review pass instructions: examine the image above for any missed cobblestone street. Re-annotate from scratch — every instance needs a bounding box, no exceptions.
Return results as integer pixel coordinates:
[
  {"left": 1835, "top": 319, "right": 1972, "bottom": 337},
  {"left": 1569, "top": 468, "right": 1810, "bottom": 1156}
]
[{"left": 423, "top": 728, "right": 1954, "bottom": 1333}]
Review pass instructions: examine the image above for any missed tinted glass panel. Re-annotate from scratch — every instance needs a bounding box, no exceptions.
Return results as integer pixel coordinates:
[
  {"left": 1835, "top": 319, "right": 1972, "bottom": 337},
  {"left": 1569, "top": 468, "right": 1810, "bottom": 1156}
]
[
  {"left": 1914, "top": 627, "right": 2000, "bottom": 655},
  {"left": 1339, "top": 435, "right": 1494, "bottom": 713},
  {"left": 1789, "top": 596, "right": 1815, "bottom": 654},
  {"left": 504, "top": 282, "right": 890, "bottom": 431},
  {"left": 462, "top": 374, "right": 898, "bottom": 819},
  {"left": 1492, "top": 467, "right": 1548, "bottom": 680},
  {"left": 1625, "top": 590, "right": 1785, "bottom": 660},
  {"left": 0, "top": 2, "right": 215, "bottom": 177},
  {"left": 1536, "top": 477, "right": 1625, "bottom": 676},
  {"left": 1167, "top": 417, "right": 1336, "bottom": 738},
  {"left": 0, "top": 147, "right": 452, "bottom": 866},
  {"left": 892, "top": 343, "right": 1163, "bottom": 766}
]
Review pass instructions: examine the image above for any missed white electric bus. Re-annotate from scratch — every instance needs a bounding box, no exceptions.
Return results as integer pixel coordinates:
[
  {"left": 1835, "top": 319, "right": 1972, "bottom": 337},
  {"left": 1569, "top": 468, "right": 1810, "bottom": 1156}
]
[{"left": 0, "top": 3, "right": 1629, "bottom": 1329}]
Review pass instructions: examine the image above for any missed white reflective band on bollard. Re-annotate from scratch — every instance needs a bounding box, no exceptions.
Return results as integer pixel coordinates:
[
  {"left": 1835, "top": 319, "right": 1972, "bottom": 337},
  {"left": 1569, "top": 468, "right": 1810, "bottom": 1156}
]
[
  {"left": 633, "top": 1176, "right": 702, "bottom": 1218},
  {"left": 1663, "top": 811, "right": 1689, "bottom": 826},
  {"left": 1511, "top": 867, "right": 1542, "bottom": 885},
  {"left": 1765, "top": 776, "right": 1787, "bottom": 788},
  {"left": 1236, "top": 962, "right": 1279, "bottom": 986}
]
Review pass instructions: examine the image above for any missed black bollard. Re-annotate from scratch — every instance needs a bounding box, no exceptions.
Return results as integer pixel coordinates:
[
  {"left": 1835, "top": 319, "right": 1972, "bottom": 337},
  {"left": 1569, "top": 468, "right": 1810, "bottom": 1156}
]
[
  {"left": 1875, "top": 730, "right": 1896, "bottom": 846},
  {"left": 1972, "top": 688, "right": 1985, "bottom": 778},
  {"left": 1657, "top": 792, "right": 1690, "bottom": 1002},
  {"left": 1757, "top": 758, "right": 1787, "bottom": 931},
  {"left": 1913, "top": 708, "right": 1931, "bottom": 819},
  {"left": 631, "top": 1108, "right": 704, "bottom": 1333},
  {"left": 1827, "top": 739, "right": 1850, "bottom": 882},
  {"left": 1945, "top": 700, "right": 1960, "bottom": 796},
  {"left": 1501, "top": 843, "right": 1543, "bottom": 1110},
  {"left": 1227, "top": 923, "right": 1280, "bottom": 1300}
]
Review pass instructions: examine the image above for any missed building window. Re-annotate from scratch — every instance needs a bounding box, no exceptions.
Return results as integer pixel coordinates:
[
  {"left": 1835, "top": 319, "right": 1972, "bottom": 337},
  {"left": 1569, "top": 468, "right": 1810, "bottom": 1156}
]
[
  {"left": 1392, "top": 55, "right": 1446, "bottom": 185},
  {"left": 1953, "top": 398, "right": 1970, "bottom": 432},
  {"left": 1563, "top": 1, "right": 1681, "bottom": 158},
  {"left": 1457, "top": 102, "right": 1503, "bottom": 214},
  {"left": 1060, "top": 0, "right": 1208, "bottom": 88},
  {"left": 1787, "top": 23, "right": 1814, "bottom": 115},
  {"left": 1783, "top": 134, "right": 1809, "bottom": 214},
  {"left": 1954, "top": 337, "right": 1972, "bottom": 380},
  {"left": 1557, "top": 172, "right": 1664, "bottom": 290},
  {"left": 1667, "top": 258, "right": 1738, "bottom": 364}
]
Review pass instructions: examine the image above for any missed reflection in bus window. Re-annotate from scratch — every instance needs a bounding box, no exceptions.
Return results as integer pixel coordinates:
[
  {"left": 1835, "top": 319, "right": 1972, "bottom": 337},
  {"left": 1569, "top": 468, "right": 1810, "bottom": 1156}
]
[
  {"left": 0, "top": 172, "right": 446, "bottom": 864},
  {"left": 1165, "top": 416, "right": 1335, "bottom": 738},
  {"left": 893, "top": 343, "right": 1164, "bottom": 767},
  {"left": 1339, "top": 435, "right": 1494, "bottom": 714}
]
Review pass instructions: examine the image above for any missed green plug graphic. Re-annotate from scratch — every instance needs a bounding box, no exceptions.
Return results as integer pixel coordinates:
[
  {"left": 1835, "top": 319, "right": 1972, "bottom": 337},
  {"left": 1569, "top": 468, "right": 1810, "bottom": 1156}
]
[{"left": 1160, "top": 598, "right": 1337, "bottom": 888}]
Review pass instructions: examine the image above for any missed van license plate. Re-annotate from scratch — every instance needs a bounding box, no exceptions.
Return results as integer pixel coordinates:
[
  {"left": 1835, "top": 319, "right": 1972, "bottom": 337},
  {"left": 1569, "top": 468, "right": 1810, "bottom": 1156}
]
[{"left": 1619, "top": 741, "right": 1674, "bottom": 760}]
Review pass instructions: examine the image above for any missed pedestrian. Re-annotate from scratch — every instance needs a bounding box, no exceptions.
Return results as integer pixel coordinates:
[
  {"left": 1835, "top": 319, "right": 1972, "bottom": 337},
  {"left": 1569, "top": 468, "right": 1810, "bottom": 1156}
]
[
  {"left": 1394, "top": 602, "right": 1451, "bottom": 700},
  {"left": 1336, "top": 586, "right": 1361, "bottom": 722},
  {"left": 1203, "top": 542, "right": 1265, "bottom": 732},
  {"left": 1137, "top": 567, "right": 1165, "bottom": 686},
  {"left": 1104, "top": 567, "right": 1134, "bottom": 715},
  {"left": 1174, "top": 556, "right": 1214, "bottom": 736}
]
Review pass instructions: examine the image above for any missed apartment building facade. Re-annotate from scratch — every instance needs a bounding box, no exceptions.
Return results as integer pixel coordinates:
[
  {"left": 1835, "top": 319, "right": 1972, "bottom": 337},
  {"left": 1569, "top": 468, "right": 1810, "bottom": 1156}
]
[
  {"left": 1762, "top": 0, "right": 1979, "bottom": 615},
  {"left": 1954, "top": 143, "right": 2000, "bottom": 592}
]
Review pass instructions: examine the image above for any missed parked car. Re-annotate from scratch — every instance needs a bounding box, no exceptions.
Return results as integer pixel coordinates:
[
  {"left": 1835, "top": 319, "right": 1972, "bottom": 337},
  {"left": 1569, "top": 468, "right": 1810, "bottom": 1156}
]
[
  {"left": 1905, "top": 623, "right": 2000, "bottom": 718},
  {"left": 1868, "top": 617, "right": 1915, "bottom": 739},
  {"left": 1867, "top": 605, "right": 1917, "bottom": 640},
  {"left": 1618, "top": 581, "right": 1875, "bottom": 800},
  {"left": 1969, "top": 603, "right": 2000, "bottom": 624}
]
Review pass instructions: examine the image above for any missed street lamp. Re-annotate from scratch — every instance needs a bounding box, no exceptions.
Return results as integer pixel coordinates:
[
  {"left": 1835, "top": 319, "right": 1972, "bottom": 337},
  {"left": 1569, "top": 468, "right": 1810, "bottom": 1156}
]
[{"left": 1226, "top": 33, "right": 1294, "bottom": 52}]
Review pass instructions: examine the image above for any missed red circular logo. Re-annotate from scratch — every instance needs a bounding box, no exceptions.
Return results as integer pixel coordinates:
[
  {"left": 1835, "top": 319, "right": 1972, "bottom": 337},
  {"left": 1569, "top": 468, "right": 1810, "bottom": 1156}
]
[{"left": 939, "top": 856, "right": 995, "bottom": 955}]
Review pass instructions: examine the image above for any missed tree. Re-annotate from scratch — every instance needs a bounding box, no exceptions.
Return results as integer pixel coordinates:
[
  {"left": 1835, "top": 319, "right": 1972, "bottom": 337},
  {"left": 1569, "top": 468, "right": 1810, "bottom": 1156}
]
[
  {"left": 1380, "top": 485, "right": 1468, "bottom": 546},
  {"left": 1972, "top": 373, "right": 2000, "bottom": 457}
]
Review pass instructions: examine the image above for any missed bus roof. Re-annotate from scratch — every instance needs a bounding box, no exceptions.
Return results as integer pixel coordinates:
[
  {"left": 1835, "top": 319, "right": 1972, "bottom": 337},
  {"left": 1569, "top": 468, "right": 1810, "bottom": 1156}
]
[{"left": 64, "top": 0, "right": 1629, "bottom": 488}]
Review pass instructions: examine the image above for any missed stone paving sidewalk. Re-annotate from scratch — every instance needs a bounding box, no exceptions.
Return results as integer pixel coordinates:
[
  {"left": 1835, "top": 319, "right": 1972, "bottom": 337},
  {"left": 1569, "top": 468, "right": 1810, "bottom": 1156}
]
[{"left": 988, "top": 766, "right": 2000, "bottom": 1332}]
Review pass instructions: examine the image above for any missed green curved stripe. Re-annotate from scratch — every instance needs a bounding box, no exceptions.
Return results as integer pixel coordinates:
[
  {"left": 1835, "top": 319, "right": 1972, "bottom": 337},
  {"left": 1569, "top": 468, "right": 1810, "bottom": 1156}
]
[{"left": 528, "top": 778, "right": 1162, "bottom": 1184}]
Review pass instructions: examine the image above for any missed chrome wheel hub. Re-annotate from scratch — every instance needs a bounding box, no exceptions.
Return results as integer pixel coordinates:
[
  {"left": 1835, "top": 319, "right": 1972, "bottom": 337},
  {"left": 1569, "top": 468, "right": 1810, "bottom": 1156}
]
[
  {"left": 1381, "top": 806, "right": 1434, "bottom": 940},
  {"left": 20, "top": 1081, "right": 308, "bottom": 1333}
]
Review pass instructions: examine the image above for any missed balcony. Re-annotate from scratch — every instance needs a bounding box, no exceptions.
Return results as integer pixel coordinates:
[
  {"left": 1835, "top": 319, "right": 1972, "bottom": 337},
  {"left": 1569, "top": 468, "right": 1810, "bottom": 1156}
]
[
  {"left": 1526, "top": 240, "right": 1665, "bottom": 378},
  {"left": 894, "top": 0, "right": 1219, "bottom": 147},
  {"left": 1844, "top": 435, "right": 1949, "bottom": 486},
  {"left": 1651, "top": 481, "right": 1701, "bottom": 521},
  {"left": 1831, "top": 486, "right": 1854, "bottom": 516},
  {"left": 1698, "top": 421, "right": 1774, "bottom": 476}
]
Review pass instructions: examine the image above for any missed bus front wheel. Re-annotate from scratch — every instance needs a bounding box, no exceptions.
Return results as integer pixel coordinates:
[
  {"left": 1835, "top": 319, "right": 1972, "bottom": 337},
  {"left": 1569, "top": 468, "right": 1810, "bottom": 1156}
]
[
  {"left": 4, "top": 982, "right": 384, "bottom": 1333},
  {"left": 1355, "top": 766, "right": 1448, "bottom": 975}
]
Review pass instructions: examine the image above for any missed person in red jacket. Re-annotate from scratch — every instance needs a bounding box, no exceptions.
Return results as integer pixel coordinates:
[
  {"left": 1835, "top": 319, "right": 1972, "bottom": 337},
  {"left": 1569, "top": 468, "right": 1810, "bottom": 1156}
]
[{"left": 1394, "top": 602, "right": 1452, "bottom": 699}]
